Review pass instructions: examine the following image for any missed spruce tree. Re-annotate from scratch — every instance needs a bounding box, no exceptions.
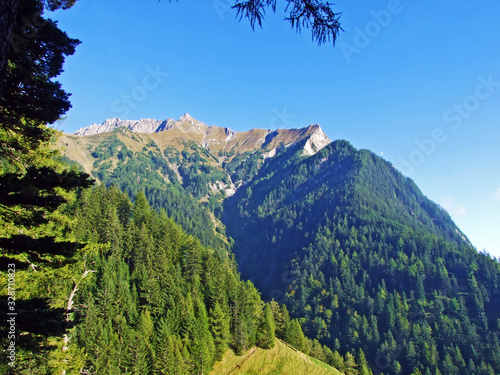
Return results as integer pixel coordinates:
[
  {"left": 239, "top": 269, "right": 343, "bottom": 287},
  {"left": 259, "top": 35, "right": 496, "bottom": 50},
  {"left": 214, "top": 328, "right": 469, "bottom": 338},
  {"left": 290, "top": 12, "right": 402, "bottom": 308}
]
[
  {"left": 357, "top": 348, "right": 371, "bottom": 375},
  {"left": 210, "top": 301, "right": 230, "bottom": 360},
  {"left": 0, "top": 0, "right": 92, "bottom": 262},
  {"left": 256, "top": 303, "right": 276, "bottom": 349},
  {"left": 0, "top": 4, "right": 92, "bottom": 368},
  {"left": 344, "top": 351, "right": 359, "bottom": 375},
  {"left": 332, "top": 350, "right": 345, "bottom": 372},
  {"left": 270, "top": 300, "right": 291, "bottom": 339},
  {"left": 285, "top": 319, "right": 308, "bottom": 353},
  {"left": 191, "top": 296, "right": 215, "bottom": 374}
]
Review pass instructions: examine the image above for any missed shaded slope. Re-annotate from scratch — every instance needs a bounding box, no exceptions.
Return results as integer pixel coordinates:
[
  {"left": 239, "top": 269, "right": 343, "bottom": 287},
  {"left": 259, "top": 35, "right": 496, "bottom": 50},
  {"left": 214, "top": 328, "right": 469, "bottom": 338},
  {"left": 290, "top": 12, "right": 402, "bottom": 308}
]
[
  {"left": 224, "top": 140, "right": 500, "bottom": 375},
  {"left": 224, "top": 139, "right": 469, "bottom": 295}
]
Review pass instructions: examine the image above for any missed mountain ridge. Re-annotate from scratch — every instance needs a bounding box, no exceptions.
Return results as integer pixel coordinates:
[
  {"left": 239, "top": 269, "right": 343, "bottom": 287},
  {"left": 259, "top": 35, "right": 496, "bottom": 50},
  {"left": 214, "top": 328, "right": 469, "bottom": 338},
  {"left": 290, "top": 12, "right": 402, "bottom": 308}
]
[{"left": 70, "top": 113, "right": 331, "bottom": 158}]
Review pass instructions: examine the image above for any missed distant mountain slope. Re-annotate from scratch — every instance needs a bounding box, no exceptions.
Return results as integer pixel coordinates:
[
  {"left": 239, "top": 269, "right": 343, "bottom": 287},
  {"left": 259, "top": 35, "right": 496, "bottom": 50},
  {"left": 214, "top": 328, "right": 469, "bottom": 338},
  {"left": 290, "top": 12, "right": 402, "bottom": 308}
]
[
  {"left": 224, "top": 139, "right": 470, "bottom": 292},
  {"left": 225, "top": 138, "right": 500, "bottom": 375},
  {"left": 58, "top": 114, "right": 330, "bottom": 252}
]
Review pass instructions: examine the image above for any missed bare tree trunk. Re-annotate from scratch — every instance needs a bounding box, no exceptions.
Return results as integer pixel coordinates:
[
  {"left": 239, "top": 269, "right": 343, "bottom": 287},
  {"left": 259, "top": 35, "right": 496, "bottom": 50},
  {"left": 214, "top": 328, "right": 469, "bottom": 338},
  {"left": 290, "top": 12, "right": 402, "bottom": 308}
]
[
  {"left": 0, "top": 0, "right": 19, "bottom": 99},
  {"left": 62, "top": 260, "right": 95, "bottom": 352}
]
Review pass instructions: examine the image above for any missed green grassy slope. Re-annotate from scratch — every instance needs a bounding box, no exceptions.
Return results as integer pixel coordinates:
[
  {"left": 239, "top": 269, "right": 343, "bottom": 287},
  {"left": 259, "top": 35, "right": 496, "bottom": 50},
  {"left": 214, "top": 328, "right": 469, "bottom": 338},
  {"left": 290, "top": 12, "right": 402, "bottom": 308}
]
[{"left": 210, "top": 339, "right": 342, "bottom": 375}]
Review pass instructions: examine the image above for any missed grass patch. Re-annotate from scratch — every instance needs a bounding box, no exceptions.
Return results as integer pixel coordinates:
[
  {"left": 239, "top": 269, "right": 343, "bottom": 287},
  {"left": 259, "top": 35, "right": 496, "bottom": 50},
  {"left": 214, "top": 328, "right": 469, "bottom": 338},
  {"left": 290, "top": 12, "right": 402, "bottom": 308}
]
[{"left": 210, "top": 339, "right": 342, "bottom": 375}]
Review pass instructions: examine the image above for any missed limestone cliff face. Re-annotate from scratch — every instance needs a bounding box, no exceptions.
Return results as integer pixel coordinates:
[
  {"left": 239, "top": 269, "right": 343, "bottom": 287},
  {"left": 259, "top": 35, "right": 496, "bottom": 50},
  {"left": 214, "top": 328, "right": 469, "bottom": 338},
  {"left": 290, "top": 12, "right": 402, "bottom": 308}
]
[
  {"left": 72, "top": 114, "right": 332, "bottom": 157},
  {"left": 74, "top": 118, "right": 175, "bottom": 135}
]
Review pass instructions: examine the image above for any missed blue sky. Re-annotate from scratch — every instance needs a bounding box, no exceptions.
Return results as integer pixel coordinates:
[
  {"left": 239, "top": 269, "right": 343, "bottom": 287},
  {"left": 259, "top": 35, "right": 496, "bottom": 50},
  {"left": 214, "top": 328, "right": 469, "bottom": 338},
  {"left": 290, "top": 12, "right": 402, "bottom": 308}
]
[{"left": 50, "top": 0, "right": 500, "bottom": 258}]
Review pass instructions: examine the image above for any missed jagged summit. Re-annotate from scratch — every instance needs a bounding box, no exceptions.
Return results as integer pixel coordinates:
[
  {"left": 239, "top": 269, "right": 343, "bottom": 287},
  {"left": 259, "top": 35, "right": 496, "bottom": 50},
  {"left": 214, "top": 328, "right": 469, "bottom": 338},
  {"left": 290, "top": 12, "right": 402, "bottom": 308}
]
[
  {"left": 74, "top": 116, "right": 180, "bottom": 136},
  {"left": 303, "top": 125, "right": 330, "bottom": 156},
  {"left": 73, "top": 113, "right": 221, "bottom": 137},
  {"left": 71, "top": 115, "right": 332, "bottom": 157},
  {"left": 178, "top": 112, "right": 193, "bottom": 121}
]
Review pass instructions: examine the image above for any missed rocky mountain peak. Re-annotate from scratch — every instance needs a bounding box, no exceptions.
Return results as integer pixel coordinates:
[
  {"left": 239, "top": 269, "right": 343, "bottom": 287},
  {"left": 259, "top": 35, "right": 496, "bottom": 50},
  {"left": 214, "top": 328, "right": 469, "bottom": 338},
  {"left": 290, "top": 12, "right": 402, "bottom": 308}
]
[
  {"left": 175, "top": 113, "right": 209, "bottom": 134},
  {"left": 178, "top": 113, "right": 193, "bottom": 121},
  {"left": 71, "top": 114, "right": 332, "bottom": 157},
  {"left": 74, "top": 118, "right": 173, "bottom": 136},
  {"left": 302, "top": 124, "right": 330, "bottom": 156}
]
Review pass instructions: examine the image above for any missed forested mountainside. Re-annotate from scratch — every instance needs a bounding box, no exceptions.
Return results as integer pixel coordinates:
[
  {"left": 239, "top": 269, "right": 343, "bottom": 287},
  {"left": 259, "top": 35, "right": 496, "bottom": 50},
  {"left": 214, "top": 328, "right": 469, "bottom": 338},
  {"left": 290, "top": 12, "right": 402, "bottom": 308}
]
[
  {"left": 63, "top": 186, "right": 278, "bottom": 374},
  {"left": 58, "top": 115, "right": 328, "bottom": 255},
  {"left": 226, "top": 138, "right": 500, "bottom": 375},
  {"left": 0, "top": 113, "right": 346, "bottom": 374},
  {"left": 1, "top": 182, "right": 348, "bottom": 374},
  {"left": 57, "top": 115, "right": 500, "bottom": 375}
]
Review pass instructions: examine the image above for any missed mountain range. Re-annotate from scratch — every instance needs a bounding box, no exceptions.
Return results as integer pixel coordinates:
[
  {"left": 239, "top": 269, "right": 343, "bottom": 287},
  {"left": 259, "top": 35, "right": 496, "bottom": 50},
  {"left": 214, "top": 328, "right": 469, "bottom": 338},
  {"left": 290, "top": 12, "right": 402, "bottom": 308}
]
[
  {"left": 72, "top": 113, "right": 330, "bottom": 157},
  {"left": 59, "top": 114, "right": 500, "bottom": 375}
]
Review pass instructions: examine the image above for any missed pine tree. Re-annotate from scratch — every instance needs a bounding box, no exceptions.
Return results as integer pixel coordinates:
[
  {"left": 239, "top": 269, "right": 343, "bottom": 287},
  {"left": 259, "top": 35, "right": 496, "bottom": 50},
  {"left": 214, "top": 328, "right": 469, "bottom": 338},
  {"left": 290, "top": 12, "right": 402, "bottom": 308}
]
[
  {"left": 467, "top": 359, "right": 477, "bottom": 374},
  {"left": 285, "top": 319, "right": 308, "bottom": 353},
  {"left": 441, "top": 353, "right": 458, "bottom": 375},
  {"left": 407, "top": 340, "right": 419, "bottom": 370},
  {"left": 153, "top": 332, "right": 175, "bottom": 375},
  {"left": 256, "top": 303, "right": 276, "bottom": 349},
  {"left": 0, "top": 0, "right": 92, "bottom": 261},
  {"left": 190, "top": 296, "right": 215, "bottom": 374},
  {"left": 270, "top": 300, "right": 290, "bottom": 339},
  {"left": 210, "top": 301, "right": 230, "bottom": 360},
  {"left": 128, "top": 309, "right": 153, "bottom": 375},
  {"left": 344, "top": 351, "right": 359, "bottom": 375},
  {"left": 0, "top": 3, "right": 93, "bottom": 364},
  {"left": 332, "top": 350, "right": 345, "bottom": 372},
  {"left": 357, "top": 348, "right": 371, "bottom": 375},
  {"left": 323, "top": 345, "right": 335, "bottom": 367},
  {"left": 132, "top": 191, "right": 153, "bottom": 229}
]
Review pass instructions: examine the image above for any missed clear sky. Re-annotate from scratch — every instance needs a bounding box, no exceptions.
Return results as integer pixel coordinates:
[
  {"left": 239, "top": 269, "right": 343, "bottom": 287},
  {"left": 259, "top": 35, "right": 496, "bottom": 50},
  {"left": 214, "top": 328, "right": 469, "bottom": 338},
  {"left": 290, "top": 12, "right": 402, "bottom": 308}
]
[{"left": 49, "top": 0, "right": 500, "bottom": 258}]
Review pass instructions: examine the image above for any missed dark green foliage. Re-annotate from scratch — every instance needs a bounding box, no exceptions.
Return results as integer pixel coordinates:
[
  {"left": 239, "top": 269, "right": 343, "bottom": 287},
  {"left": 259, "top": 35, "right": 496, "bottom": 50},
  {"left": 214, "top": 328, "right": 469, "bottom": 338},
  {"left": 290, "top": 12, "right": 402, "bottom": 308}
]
[
  {"left": 85, "top": 134, "right": 230, "bottom": 255},
  {"left": 256, "top": 303, "right": 276, "bottom": 349},
  {"left": 0, "top": 166, "right": 92, "bottom": 227},
  {"left": 0, "top": 0, "right": 79, "bottom": 163},
  {"left": 0, "top": 0, "right": 92, "bottom": 240},
  {"left": 61, "top": 118, "right": 500, "bottom": 375},
  {"left": 0, "top": 0, "right": 93, "bottom": 279},
  {"left": 0, "top": 1, "right": 340, "bottom": 372},
  {"left": 233, "top": 0, "right": 342, "bottom": 46},
  {"left": 0, "top": 3, "right": 94, "bottom": 369},
  {"left": 223, "top": 151, "right": 263, "bottom": 184},
  {"left": 73, "top": 186, "right": 277, "bottom": 374},
  {"left": 224, "top": 140, "right": 500, "bottom": 375}
]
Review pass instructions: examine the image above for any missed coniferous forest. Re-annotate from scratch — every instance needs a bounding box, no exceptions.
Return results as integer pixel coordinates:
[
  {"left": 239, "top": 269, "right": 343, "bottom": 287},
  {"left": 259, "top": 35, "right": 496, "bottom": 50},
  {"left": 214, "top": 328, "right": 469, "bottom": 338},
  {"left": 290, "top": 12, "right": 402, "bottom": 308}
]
[
  {"left": 1, "top": 1, "right": 500, "bottom": 375},
  {"left": 225, "top": 140, "right": 500, "bottom": 375}
]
